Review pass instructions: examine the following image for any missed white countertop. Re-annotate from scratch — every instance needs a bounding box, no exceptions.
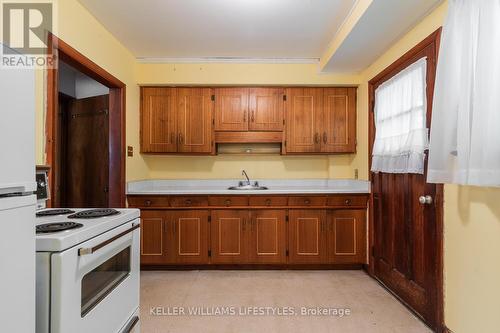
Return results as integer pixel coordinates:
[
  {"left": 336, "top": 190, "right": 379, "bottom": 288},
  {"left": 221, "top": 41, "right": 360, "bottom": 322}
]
[{"left": 127, "top": 179, "right": 371, "bottom": 195}]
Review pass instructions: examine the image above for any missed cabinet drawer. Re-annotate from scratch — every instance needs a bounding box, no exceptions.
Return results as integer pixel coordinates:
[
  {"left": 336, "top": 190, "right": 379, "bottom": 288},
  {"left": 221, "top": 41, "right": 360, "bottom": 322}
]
[
  {"left": 249, "top": 196, "right": 288, "bottom": 207},
  {"left": 127, "top": 196, "right": 169, "bottom": 208},
  {"left": 209, "top": 196, "right": 248, "bottom": 207},
  {"left": 288, "top": 196, "right": 326, "bottom": 207},
  {"left": 169, "top": 196, "right": 208, "bottom": 207},
  {"left": 327, "top": 195, "right": 368, "bottom": 208}
]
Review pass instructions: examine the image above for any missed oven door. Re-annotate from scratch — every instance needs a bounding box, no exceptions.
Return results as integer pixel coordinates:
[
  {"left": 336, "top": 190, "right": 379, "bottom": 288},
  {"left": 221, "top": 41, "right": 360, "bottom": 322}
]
[{"left": 50, "top": 218, "right": 140, "bottom": 333}]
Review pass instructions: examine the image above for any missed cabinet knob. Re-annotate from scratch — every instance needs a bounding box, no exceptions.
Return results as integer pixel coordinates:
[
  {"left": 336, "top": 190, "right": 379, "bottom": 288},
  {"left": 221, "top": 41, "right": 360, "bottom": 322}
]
[
  {"left": 345, "top": 199, "right": 352, "bottom": 205},
  {"left": 185, "top": 199, "right": 192, "bottom": 206},
  {"left": 144, "top": 200, "right": 152, "bottom": 206},
  {"left": 251, "top": 110, "right": 255, "bottom": 122},
  {"left": 304, "top": 199, "right": 311, "bottom": 205},
  {"left": 265, "top": 199, "right": 272, "bottom": 206},
  {"left": 419, "top": 195, "right": 433, "bottom": 205},
  {"left": 314, "top": 133, "right": 320, "bottom": 144},
  {"left": 224, "top": 199, "right": 231, "bottom": 206},
  {"left": 323, "top": 132, "right": 327, "bottom": 144}
]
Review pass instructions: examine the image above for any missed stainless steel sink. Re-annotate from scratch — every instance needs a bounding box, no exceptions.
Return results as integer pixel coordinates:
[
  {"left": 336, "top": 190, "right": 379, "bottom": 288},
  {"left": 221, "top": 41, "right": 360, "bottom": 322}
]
[{"left": 228, "top": 184, "right": 268, "bottom": 190}]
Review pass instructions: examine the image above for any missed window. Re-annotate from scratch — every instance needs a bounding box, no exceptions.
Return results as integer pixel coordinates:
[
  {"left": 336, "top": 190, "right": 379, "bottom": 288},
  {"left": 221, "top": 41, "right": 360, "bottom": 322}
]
[{"left": 371, "top": 57, "right": 428, "bottom": 174}]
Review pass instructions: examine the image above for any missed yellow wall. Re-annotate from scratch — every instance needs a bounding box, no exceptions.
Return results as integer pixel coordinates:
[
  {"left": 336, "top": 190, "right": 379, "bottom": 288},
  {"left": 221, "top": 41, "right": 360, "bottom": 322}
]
[
  {"left": 361, "top": 1, "right": 500, "bottom": 332},
  {"left": 34, "top": 0, "right": 149, "bottom": 180},
  {"left": 136, "top": 62, "right": 363, "bottom": 180}
]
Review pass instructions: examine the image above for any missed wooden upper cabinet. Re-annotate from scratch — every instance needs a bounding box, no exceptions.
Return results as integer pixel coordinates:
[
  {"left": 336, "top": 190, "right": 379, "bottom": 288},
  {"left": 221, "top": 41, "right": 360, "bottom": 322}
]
[
  {"left": 141, "top": 87, "right": 178, "bottom": 153},
  {"left": 321, "top": 87, "right": 356, "bottom": 153},
  {"left": 214, "top": 88, "right": 249, "bottom": 131},
  {"left": 177, "top": 88, "right": 213, "bottom": 153},
  {"left": 248, "top": 88, "right": 284, "bottom": 131},
  {"left": 285, "top": 88, "right": 323, "bottom": 153}
]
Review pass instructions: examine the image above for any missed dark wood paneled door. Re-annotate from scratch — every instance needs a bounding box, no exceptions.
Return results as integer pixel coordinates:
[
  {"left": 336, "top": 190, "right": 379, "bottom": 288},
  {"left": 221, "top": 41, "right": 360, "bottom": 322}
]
[
  {"left": 177, "top": 88, "right": 213, "bottom": 153},
  {"left": 369, "top": 30, "right": 442, "bottom": 331},
  {"left": 140, "top": 210, "right": 174, "bottom": 265},
  {"left": 248, "top": 210, "right": 286, "bottom": 264},
  {"left": 210, "top": 210, "right": 249, "bottom": 263},
  {"left": 171, "top": 210, "right": 209, "bottom": 264}
]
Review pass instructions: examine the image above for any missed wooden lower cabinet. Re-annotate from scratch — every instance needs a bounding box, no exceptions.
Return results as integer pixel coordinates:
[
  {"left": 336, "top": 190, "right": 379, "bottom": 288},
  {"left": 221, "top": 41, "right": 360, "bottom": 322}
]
[
  {"left": 140, "top": 210, "right": 174, "bottom": 265},
  {"left": 171, "top": 210, "right": 209, "bottom": 264},
  {"left": 210, "top": 210, "right": 248, "bottom": 263},
  {"left": 327, "top": 209, "right": 367, "bottom": 264},
  {"left": 248, "top": 210, "right": 286, "bottom": 264},
  {"left": 288, "top": 210, "right": 327, "bottom": 264}
]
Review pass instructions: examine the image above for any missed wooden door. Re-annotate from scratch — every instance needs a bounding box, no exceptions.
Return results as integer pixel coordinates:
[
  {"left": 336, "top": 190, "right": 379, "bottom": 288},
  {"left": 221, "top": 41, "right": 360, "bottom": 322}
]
[
  {"left": 140, "top": 210, "right": 174, "bottom": 265},
  {"left": 248, "top": 210, "right": 286, "bottom": 264},
  {"left": 141, "top": 87, "right": 177, "bottom": 152},
  {"left": 214, "top": 88, "right": 249, "bottom": 131},
  {"left": 284, "top": 88, "right": 322, "bottom": 153},
  {"left": 63, "top": 94, "right": 109, "bottom": 207},
  {"left": 177, "top": 88, "right": 213, "bottom": 153},
  {"left": 328, "top": 210, "right": 366, "bottom": 264},
  {"left": 370, "top": 30, "right": 442, "bottom": 330},
  {"left": 210, "top": 210, "right": 249, "bottom": 263},
  {"left": 171, "top": 210, "right": 209, "bottom": 264},
  {"left": 248, "top": 88, "right": 284, "bottom": 131},
  {"left": 321, "top": 87, "right": 356, "bottom": 153},
  {"left": 288, "top": 210, "right": 327, "bottom": 263}
]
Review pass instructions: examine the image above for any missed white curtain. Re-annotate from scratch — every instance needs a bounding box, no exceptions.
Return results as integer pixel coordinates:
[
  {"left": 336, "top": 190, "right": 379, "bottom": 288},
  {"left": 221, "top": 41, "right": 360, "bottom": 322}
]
[
  {"left": 428, "top": 0, "right": 500, "bottom": 187},
  {"left": 371, "top": 57, "right": 428, "bottom": 174}
]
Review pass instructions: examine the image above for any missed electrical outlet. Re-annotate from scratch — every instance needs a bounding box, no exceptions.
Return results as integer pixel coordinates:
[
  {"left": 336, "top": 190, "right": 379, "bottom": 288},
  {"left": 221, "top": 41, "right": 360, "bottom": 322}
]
[
  {"left": 127, "top": 146, "right": 134, "bottom": 157},
  {"left": 354, "top": 169, "right": 359, "bottom": 179}
]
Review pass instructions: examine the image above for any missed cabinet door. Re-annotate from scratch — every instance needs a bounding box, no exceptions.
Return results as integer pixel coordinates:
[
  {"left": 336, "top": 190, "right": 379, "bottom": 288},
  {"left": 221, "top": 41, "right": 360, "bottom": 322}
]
[
  {"left": 288, "top": 210, "right": 327, "bottom": 263},
  {"left": 284, "top": 88, "right": 322, "bottom": 153},
  {"left": 177, "top": 88, "right": 214, "bottom": 153},
  {"left": 214, "top": 88, "right": 249, "bottom": 131},
  {"left": 248, "top": 210, "right": 286, "bottom": 264},
  {"left": 141, "top": 87, "right": 177, "bottom": 152},
  {"left": 320, "top": 87, "right": 356, "bottom": 153},
  {"left": 140, "top": 210, "right": 174, "bottom": 265},
  {"left": 171, "top": 210, "right": 209, "bottom": 264},
  {"left": 210, "top": 210, "right": 249, "bottom": 263},
  {"left": 328, "top": 210, "right": 366, "bottom": 264},
  {"left": 248, "top": 88, "right": 284, "bottom": 131}
]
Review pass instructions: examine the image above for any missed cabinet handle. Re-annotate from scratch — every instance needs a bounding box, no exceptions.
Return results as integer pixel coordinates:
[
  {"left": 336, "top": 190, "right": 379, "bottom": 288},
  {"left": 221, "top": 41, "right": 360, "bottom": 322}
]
[
  {"left": 224, "top": 199, "right": 231, "bottom": 206},
  {"left": 320, "top": 220, "right": 324, "bottom": 232},
  {"left": 185, "top": 199, "right": 192, "bottom": 206},
  {"left": 314, "top": 133, "right": 320, "bottom": 144},
  {"left": 144, "top": 200, "right": 152, "bottom": 207},
  {"left": 171, "top": 132, "right": 175, "bottom": 144},
  {"left": 251, "top": 110, "right": 255, "bottom": 122},
  {"left": 345, "top": 199, "right": 352, "bottom": 205},
  {"left": 265, "top": 199, "right": 272, "bottom": 206},
  {"left": 243, "top": 111, "right": 247, "bottom": 122},
  {"left": 178, "top": 133, "right": 183, "bottom": 144},
  {"left": 323, "top": 132, "right": 327, "bottom": 144},
  {"left": 242, "top": 219, "right": 246, "bottom": 231},
  {"left": 174, "top": 220, "right": 177, "bottom": 234},
  {"left": 304, "top": 199, "right": 311, "bottom": 205}
]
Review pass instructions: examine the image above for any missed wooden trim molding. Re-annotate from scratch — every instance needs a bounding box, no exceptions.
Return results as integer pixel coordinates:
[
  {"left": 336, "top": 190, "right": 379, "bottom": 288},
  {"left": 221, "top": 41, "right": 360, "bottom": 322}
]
[
  {"left": 367, "top": 28, "right": 444, "bottom": 331},
  {"left": 46, "top": 33, "right": 126, "bottom": 207}
]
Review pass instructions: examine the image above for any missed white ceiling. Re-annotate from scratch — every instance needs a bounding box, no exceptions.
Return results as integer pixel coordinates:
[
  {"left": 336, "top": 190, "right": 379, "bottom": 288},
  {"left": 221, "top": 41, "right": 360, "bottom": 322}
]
[
  {"left": 322, "top": 0, "right": 443, "bottom": 72},
  {"left": 78, "top": 0, "right": 443, "bottom": 72},
  {"left": 78, "top": 0, "right": 356, "bottom": 60}
]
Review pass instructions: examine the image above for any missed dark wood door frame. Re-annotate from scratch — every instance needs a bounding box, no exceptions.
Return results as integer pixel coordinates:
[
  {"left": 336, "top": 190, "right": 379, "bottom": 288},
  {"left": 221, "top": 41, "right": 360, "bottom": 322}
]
[
  {"left": 46, "top": 33, "right": 126, "bottom": 207},
  {"left": 367, "top": 28, "right": 444, "bottom": 332}
]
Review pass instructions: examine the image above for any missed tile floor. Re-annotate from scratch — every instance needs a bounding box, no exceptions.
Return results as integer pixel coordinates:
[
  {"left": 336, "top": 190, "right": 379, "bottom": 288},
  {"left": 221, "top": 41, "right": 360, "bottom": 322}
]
[{"left": 140, "top": 270, "right": 432, "bottom": 333}]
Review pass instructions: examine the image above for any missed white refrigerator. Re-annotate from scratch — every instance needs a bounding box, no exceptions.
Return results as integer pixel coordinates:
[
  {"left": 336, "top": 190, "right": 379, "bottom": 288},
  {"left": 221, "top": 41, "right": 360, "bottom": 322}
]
[{"left": 0, "top": 45, "right": 37, "bottom": 333}]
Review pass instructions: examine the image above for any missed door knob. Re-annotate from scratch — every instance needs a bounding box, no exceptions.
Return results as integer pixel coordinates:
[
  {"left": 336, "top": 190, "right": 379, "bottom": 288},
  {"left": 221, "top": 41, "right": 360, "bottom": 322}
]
[{"left": 419, "top": 195, "right": 433, "bottom": 205}]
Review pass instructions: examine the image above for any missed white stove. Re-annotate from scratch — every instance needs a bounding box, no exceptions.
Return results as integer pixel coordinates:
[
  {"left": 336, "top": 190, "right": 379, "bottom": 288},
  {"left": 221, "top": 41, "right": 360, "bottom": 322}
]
[{"left": 35, "top": 208, "right": 141, "bottom": 333}]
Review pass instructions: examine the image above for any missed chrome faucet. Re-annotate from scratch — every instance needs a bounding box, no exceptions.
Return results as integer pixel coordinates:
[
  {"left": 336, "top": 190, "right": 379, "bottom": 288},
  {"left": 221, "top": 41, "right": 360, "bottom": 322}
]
[{"left": 241, "top": 170, "right": 251, "bottom": 186}]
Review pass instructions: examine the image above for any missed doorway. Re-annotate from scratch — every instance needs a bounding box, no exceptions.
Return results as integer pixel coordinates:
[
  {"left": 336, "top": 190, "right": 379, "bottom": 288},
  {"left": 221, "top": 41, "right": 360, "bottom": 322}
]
[
  {"left": 46, "top": 34, "right": 126, "bottom": 208},
  {"left": 368, "top": 29, "right": 443, "bottom": 331}
]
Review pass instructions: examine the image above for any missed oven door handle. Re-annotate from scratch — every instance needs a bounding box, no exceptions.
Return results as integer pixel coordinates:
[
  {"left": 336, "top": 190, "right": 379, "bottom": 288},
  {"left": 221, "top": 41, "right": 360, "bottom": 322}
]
[
  {"left": 78, "top": 222, "right": 140, "bottom": 256},
  {"left": 122, "top": 315, "right": 139, "bottom": 333}
]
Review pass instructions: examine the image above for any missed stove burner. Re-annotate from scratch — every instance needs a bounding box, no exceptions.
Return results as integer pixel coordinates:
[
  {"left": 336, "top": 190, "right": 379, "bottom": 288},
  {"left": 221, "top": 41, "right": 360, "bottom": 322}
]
[
  {"left": 36, "top": 209, "right": 76, "bottom": 217},
  {"left": 36, "top": 222, "right": 83, "bottom": 234},
  {"left": 68, "top": 208, "right": 120, "bottom": 219}
]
